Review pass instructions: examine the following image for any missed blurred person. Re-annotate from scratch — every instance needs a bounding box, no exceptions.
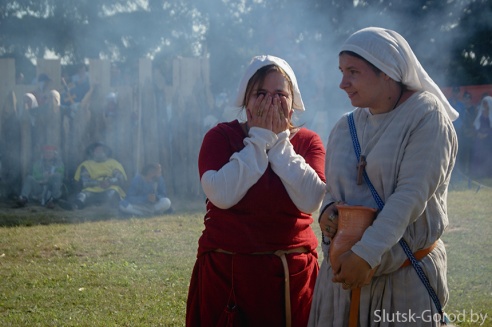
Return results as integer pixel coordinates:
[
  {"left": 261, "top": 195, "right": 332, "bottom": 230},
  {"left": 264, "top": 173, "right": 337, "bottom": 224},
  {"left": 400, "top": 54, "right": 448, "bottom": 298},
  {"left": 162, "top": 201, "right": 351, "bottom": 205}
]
[
  {"left": 59, "top": 142, "right": 127, "bottom": 210},
  {"left": 470, "top": 96, "right": 492, "bottom": 179},
  {"left": 0, "top": 91, "right": 22, "bottom": 198},
  {"left": 22, "top": 86, "right": 62, "bottom": 162},
  {"left": 119, "top": 163, "right": 172, "bottom": 216},
  {"left": 186, "top": 55, "right": 326, "bottom": 327},
  {"left": 99, "top": 92, "right": 120, "bottom": 145},
  {"left": 448, "top": 86, "right": 464, "bottom": 121},
  {"left": 309, "top": 27, "right": 458, "bottom": 326},
  {"left": 101, "top": 91, "right": 129, "bottom": 163},
  {"left": 459, "top": 91, "right": 478, "bottom": 175},
  {"left": 448, "top": 87, "right": 465, "bottom": 168},
  {"left": 71, "top": 64, "right": 90, "bottom": 103},
  {"left": 41, "top": 90, "right": 62, "bottom": 152},
  {"left": 32, "top": 73, "right": 53, "bottom": 107},
  {"left": 17, "top": 145, "right": 64, "bottom": 209},
  {"left": 19, "top": 93, "right": 40, "bottom": 184},
  {"left": 60, "top": 69, "right": 77, "bottom": 108},
  {"left": 21, "top": 93, "right": 39, "bottom": 127},
  {"left": 16, "top": 72, "right": 25, "bottom": 85}
]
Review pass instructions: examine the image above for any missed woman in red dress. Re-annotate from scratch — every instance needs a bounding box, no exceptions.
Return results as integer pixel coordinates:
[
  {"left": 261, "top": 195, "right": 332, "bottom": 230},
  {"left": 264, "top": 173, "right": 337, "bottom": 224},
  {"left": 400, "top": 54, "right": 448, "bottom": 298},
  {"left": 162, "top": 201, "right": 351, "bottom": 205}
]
[{"left": 186, "top": 55, "right": 326, "bottom": 327}]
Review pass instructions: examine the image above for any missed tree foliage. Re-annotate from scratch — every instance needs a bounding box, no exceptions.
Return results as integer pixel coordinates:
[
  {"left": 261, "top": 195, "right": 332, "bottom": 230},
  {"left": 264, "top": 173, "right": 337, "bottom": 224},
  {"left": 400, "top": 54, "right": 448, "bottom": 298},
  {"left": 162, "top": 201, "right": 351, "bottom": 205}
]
[{"left": 0, "top": 0, "right": 491, "bottom": 88}]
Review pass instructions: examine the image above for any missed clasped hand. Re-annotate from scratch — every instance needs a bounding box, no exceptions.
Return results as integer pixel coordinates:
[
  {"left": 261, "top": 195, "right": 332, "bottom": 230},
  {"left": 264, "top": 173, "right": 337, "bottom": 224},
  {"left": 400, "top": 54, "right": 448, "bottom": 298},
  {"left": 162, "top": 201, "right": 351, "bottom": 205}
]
[
  {"left": 332, "top": 250, "right": 372, "bottom": 290},
  {"left": 319, "top": 202, "right": 372, "bottom": 290},
  {"left": 318, "top": 203, "right": 340, "bottom": 239},
  {"left": 247, "top": 94, "right": 289, "bottom": 134},
  {"left": 99, "top": 179, "right": 111, "bottom": 189}
]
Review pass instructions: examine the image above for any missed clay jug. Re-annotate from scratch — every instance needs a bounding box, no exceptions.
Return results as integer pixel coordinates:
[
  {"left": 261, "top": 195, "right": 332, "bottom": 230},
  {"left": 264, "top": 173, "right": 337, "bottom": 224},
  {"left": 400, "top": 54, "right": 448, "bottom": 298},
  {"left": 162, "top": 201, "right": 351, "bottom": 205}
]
[{"left": 329, "top": 204, "right": 378, "bottom": 283}]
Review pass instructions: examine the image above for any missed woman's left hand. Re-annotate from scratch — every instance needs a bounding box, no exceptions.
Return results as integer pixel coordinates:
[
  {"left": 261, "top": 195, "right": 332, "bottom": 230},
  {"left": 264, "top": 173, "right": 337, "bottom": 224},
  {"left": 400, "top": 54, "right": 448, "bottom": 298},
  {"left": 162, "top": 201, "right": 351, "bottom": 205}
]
[
  {"left": 271, "top": 94, "right": 290, "bottom": 134},
  {"left": 319, "top": 202, "right": 340, "bottom": 239},
  {"left": 332, "top": 250, "right": 372, "bottom": 290}
]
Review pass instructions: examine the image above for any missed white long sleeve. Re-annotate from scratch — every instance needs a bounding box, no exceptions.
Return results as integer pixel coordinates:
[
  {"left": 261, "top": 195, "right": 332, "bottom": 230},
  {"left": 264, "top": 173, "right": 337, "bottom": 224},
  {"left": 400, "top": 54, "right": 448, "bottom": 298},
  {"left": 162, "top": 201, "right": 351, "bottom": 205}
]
[
  {"left": 268, "top": 130, "right": 326, "bottom": 213},
  {"left": 200, "top": 127, "right": 277, "bottom": 209}
]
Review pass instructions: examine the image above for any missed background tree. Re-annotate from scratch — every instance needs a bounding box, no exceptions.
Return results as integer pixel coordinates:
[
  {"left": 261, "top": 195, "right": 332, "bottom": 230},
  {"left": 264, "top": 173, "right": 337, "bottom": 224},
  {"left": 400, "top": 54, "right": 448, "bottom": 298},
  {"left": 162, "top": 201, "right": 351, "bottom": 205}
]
[{"left": 0, "top": 0, "right": 491, "bottom": 89}]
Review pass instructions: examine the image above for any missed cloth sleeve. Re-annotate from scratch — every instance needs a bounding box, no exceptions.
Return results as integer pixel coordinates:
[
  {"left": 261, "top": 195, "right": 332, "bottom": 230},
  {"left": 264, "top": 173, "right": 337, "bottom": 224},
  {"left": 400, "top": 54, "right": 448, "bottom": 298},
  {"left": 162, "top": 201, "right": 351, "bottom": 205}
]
[
  {"left": 351, "top": 110, "right": 457, "bottom": 268},
  {"left": 200, "top": 127, "right": 276, "bottom": 209},
  {"left": 111, "top": 169, "right": 126, "bottom": 187},
  {"left": 156, "top": 177, "right": 168, "bottom": 199},
  {"left": 268, "top": 130, "right": 326, "bottom": 213},
  {"left": 125, "top": 176, "right": 148, "bottom": 205},
  {"left": 80, "top": 166, "right": 98, "bottom": 188}
]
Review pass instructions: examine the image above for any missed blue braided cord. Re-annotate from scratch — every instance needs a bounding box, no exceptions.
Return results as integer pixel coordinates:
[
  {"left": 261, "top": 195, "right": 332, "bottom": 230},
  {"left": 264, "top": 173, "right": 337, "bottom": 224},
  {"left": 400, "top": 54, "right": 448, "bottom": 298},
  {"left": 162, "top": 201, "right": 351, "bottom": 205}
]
[
  {"left": 399, "top": 239, "right": 443, "bottom": 314},
  {"left": 347, "top": 113, "right": 387, "bottom": 210},
  {"left": 347, "top": 112, "right": 444, "bottom": 322},
  {"left": 363, "top": 173, "right": 385, "bottom": 210},
  {"left": 347, "top": 113, "right": 362, "bottom": 160}
]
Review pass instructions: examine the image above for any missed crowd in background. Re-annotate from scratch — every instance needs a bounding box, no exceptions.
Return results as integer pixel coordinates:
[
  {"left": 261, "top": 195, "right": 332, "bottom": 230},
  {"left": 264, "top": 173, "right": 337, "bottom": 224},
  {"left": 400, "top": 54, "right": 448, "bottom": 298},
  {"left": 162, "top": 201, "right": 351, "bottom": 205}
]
[
  {"left": 1, "top": 62, "right": 491, "bottom": 214},
  {"left": 447, "top": 86, "right": 492, "bottom": 181},
  {"left": 0, "top": 65, "right": 174, "bottom": 215}
]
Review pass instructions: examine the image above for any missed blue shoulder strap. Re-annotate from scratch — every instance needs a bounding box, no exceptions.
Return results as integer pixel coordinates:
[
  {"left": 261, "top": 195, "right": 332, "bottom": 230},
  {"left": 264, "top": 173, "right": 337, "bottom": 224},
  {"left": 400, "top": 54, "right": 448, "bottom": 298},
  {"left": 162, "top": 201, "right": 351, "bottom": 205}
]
[{"left": 347, "top": 112, "right": 445, "bottom": 323}]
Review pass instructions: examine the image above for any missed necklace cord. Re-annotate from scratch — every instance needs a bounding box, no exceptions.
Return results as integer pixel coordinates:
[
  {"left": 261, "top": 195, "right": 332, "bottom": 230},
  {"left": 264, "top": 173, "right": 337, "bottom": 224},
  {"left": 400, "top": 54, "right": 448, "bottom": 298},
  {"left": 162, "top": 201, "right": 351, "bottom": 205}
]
[{"left": 391, "top": 88, "right": 404, "bottom": 111}]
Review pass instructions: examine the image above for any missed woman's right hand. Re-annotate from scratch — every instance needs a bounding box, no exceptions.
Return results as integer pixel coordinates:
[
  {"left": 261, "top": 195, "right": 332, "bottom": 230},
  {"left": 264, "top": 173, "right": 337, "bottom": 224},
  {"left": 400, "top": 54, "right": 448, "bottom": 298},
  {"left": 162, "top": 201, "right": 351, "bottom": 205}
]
[{"left": 247, "top": 93, "right": 274, "bottom": 131}]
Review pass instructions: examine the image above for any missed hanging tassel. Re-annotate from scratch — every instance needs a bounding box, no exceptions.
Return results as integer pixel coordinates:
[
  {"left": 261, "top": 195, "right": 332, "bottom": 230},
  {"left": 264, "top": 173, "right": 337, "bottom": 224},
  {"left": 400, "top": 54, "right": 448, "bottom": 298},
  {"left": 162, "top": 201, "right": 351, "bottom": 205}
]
[{"left": 217, "top": 303, "right": 239, "bottom": 327}]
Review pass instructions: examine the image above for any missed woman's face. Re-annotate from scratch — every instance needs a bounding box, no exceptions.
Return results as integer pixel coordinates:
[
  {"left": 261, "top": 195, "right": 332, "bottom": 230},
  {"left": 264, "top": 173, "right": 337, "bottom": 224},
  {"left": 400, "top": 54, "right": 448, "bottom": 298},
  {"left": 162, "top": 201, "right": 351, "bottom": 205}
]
[
  {"left": 245, "top": 71, "right": 293, "bottom": 116},
  {"left": 339, "top": 52, "right": 387, "bottom": 111},
  {"left": 93, "top": 146, "right": 108, "bottom": 162}
]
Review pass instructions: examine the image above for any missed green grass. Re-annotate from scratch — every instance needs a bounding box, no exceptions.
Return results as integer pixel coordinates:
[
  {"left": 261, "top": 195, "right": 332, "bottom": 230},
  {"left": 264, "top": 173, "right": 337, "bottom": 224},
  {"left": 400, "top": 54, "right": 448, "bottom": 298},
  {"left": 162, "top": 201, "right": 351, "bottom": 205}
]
[
  {"left": 443, "top": 184, "right": 492, "bottom": 326},
  {"left": 0, "top": 187, "right": 491, "bottom": 326}
]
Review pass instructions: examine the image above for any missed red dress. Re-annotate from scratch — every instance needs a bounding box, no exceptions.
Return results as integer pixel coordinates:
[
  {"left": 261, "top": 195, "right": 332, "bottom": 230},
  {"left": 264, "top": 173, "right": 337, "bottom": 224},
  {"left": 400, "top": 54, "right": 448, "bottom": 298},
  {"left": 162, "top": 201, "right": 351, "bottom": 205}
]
[{"left": 186, "top": 120, "right": 325, "bottom": 327}]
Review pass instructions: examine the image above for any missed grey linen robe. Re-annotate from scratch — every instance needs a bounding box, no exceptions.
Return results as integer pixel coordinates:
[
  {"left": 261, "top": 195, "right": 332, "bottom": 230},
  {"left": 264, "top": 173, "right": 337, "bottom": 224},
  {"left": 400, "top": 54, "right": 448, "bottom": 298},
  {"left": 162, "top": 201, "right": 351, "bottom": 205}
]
[{"left": 308, "top": 91, "right": 457, "bottom": 326}]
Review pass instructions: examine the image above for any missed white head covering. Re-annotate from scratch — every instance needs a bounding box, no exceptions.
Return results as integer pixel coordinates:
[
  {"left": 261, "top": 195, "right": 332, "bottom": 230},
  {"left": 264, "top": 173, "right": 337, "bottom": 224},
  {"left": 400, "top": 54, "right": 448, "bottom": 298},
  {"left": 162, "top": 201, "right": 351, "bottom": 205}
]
[
  {"left": 473, "top": 96, "right": 492, "bottom": 130},
  {"left": 341, "top": 27, "right": 459, "bottom": 121},
  {"left": 24, "top": 93, "right": 38, "bottom": 109},
  {"left": 49, "top": 90, "right": 61, "bottom": 106},
  {"left": 233, "top": 55, "right": 305, "bottom": 111}
]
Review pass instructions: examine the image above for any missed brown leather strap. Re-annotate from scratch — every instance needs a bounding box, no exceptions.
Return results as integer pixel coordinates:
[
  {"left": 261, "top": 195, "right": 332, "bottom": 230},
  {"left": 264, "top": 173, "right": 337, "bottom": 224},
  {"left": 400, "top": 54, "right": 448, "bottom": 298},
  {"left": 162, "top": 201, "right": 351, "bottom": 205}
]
[
  {"left": 274, "top": 248, "right": 309, "bottom": 327},
  {"left": 275, "top": 251, "right": 292, "bottom": 327},
  {"left": 400, "top": 241, "right": 438, "bottom": 268},
  {"left": 349, "top": 287, "right": 361, "bottom": 327},
  {"left": 348, "top": 241, "right": 438, "bottom": 326},
  {"left": 215, "top": 247, "right": 308, "bottom": 327}
]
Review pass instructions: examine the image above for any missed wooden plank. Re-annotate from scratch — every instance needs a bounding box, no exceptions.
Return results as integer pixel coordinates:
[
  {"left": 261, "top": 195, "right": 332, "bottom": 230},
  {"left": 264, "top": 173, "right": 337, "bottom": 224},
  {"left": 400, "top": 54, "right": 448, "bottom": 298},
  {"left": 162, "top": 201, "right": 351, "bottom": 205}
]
[
  {"left": 89, "top": 59, "right": 111, "bottom": 95},
  {"left": 139, "top": 58, "right": 158, "bottom": 170},
  {"left": 169, "top": 57, "right": 208, "bottom": 197},
  {"left": 139, "top": 59, "right": 152, "bottom": 87},
  {"left": 109, "top": 85, "right": 135, "bottom": 179},
  {"left": 0, "top": 91, "right": 22, "bottom": 195},
  {"left": 0, "top": 55, "right": 214, "bottom": 199}
]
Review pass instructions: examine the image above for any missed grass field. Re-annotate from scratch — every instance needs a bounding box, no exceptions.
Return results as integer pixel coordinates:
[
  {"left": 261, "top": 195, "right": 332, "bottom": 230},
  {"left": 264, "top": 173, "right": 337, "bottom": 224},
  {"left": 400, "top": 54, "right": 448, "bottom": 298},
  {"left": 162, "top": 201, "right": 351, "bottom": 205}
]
[{"left": 0, "top": 184, "right": 491, "bottom": 326}]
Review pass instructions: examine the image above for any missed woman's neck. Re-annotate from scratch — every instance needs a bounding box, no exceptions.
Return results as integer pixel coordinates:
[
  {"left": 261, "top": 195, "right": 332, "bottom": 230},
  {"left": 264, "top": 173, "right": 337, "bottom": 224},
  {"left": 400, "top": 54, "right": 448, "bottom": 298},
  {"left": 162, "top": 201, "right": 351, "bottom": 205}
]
[{"left": 370, "top": 86, "right": 407, "bottom": 115}]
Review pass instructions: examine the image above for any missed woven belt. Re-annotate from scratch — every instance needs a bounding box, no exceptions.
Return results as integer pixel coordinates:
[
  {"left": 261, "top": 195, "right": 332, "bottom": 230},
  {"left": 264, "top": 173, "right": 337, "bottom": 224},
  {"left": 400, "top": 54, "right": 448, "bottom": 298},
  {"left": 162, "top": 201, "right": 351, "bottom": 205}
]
[
  {"left": 348, "top": 240, "right": 439, "bottom": 327},
  {"left": 215, "top": 247, "right": 309, "bottom": 327}
]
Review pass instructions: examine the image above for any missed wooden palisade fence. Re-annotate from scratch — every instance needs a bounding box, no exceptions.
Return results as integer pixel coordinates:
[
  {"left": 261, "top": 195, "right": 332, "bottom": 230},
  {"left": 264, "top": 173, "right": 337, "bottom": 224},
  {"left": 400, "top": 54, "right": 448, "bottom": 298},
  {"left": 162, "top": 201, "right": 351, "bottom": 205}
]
[{"left": 0, "top": 57, "right": 215, "bottom": 200}]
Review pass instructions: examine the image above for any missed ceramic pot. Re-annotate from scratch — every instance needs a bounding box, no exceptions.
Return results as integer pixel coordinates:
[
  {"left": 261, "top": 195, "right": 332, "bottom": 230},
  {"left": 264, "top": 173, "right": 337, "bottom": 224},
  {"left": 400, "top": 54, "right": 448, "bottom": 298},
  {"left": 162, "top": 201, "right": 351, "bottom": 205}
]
[{"left": 329, "top": 204, "right": 377, "bottom": 282}]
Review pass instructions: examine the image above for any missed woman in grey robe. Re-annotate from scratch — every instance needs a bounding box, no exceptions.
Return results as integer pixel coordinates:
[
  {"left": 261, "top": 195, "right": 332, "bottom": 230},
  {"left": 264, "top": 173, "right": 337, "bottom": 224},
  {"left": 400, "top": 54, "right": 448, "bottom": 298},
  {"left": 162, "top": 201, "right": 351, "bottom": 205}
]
[{"left": 308, "top": 27, "right": 458, "bottom": 326}]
